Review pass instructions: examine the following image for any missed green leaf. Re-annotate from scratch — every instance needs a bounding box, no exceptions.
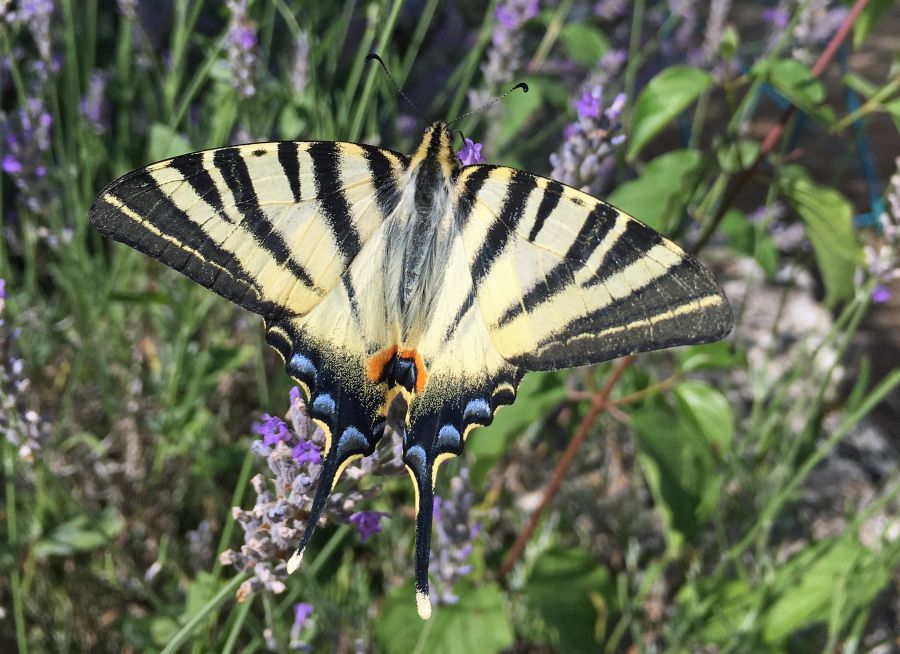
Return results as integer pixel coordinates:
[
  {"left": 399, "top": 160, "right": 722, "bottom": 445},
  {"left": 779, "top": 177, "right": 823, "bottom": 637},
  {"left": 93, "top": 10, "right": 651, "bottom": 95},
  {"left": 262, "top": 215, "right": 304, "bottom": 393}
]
[
  {"left": 559, "top": 23, "right": 609, "bottom": 67},
  {"left": 34, "top": 508, "right": 125, "bottom": 557},
  {"left": 526, "top": 548, "right": 615, "bottom": 651},
  {"left": 376, "top": 582, "right": 513, "bottom": 654},
  {"left": 778, "top": 175, "right": 863, "bottom": 306},
  {"left": 843, "top": 72, "right": 900, "bottom": 132},
  {"left": 678, "top": 341, "right": 742, "bottom": 372},
  {"left": 716, "top": 139, "right": 760, "bottom": 174},
  {"left": 631, "top": 406, "right": 722, "bottom": 552},
  {"left": 607, "top": 149, "right": 704, "bottom": 232},
  {"left": 627, "top": 66, "right": 711, "bottom": 159},
  {"left": 762, "top": 538, "right": 890, "bottom": 644},
  {"left": 467, "top": 372, "right": 566, "bottom": 489},
  {"left": 147, "top": 123, "right": 193, "bottom": 162},
  {"left": 674, "top": 380, "right": 735, "bottom": 455},
  {"left": 853, "top": 0, "right": 895, "bottom": 48},
  {"left": 750, "top": 59, "right": 835, "bottom": 125}
]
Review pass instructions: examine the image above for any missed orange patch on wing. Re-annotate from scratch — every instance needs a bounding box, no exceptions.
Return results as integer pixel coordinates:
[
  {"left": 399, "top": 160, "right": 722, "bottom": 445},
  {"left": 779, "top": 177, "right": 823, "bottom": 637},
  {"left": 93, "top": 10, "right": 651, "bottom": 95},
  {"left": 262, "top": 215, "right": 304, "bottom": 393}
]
[
  {"left": 366, "top": 345, "right": 398, "bottom": 383},
  {"left": 399, "top": 348, "right": 428, "bottom": 394}
]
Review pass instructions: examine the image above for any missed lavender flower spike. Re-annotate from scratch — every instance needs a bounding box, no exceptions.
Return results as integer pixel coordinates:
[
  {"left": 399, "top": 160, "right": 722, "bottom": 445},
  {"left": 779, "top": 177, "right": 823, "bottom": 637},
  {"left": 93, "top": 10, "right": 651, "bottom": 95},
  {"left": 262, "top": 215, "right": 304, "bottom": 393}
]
[
  {"left": 349, "top": 511, "right": 390, "bottom": 543},
  {"left": 225, "top": 0, "right": 258, "bottom": 98}
]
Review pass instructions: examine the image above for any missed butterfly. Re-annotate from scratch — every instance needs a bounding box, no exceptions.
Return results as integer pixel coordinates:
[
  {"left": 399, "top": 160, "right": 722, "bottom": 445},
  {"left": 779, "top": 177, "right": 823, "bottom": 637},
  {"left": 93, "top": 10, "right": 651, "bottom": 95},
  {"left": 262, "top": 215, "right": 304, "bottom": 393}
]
[{"left": 89, "top": 119, "right": 732, "bottom": 619}]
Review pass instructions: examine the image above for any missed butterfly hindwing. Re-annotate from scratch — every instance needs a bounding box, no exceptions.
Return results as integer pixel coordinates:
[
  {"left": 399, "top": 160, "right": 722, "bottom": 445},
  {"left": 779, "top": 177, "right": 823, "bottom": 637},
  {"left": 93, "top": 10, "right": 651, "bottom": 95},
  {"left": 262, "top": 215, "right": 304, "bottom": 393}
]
[{"left": 453, "top": 165, "right": 733, "bottom": 370}]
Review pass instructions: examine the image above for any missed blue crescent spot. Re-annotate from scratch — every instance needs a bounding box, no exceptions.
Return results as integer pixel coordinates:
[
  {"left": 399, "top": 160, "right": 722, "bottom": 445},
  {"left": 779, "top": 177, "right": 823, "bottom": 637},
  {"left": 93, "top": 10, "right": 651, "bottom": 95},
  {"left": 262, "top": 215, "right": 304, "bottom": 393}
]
[
  {"left": 405, "top": 444, "right": 428, "bottom": 477},
  {"left": 312, "top": 393, "right": 337, "bottom": 421},
  {"left": 463, "top": 398, "right": 491, "bottom": 424},
  {"left": 336, "top": 425, "right": 370, "bottom": 457},
  {"left": 437, "top": 424, "right": 462, "bottom": 451},
  {"left": 289, "top": 352, "right": 317, "bottom": 384}
]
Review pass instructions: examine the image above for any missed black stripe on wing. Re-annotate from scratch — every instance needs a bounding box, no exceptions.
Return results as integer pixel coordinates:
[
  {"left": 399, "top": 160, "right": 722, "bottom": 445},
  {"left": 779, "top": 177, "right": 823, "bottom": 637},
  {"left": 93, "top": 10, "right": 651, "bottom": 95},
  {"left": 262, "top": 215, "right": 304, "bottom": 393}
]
[
  {"left": 90, "top": 171, "right": 283, "bottom": 317},
  {"left": 495, "top": 201, "right": 619, "bottom": 328},
  {"left": 469, "top": 170, "right": 538, "bottom": 285},
  {"left": 212, "top": 147, "right": 319, "bottom": 292},
  {"left": 309, "top": 141, "right": 363, "bottom": 264}
]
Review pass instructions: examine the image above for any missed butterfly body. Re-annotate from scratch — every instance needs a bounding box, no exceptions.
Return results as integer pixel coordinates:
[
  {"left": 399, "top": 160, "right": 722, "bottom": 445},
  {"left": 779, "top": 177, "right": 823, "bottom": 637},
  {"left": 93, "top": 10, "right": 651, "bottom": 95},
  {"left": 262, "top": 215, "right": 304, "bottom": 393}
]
[{"left": 90, "top": 120, "right": 732, "bottom": 619}]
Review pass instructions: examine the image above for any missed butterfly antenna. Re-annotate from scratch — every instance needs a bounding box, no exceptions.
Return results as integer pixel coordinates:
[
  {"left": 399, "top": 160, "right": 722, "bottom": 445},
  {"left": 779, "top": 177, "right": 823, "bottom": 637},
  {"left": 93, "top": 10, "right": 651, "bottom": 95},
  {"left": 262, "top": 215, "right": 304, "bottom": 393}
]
[
  {"left": 446, "top": 82, "right": 529, "bottom": 128},
  {"left": 365, "top": 53, "right": 426, "bottom": 122}
]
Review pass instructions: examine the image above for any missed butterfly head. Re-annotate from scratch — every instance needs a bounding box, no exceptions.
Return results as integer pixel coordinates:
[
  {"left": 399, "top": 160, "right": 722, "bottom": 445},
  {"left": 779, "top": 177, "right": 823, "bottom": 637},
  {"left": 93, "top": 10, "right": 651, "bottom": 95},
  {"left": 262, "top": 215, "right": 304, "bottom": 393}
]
[{"left": 410, "top": 121, "right": 458, "bottom": 178}]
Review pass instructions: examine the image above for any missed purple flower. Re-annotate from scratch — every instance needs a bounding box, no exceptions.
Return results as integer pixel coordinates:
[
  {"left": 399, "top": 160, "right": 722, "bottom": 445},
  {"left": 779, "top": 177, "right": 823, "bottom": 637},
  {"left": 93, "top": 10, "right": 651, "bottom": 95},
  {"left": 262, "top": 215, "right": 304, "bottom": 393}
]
[
  {"left": 293, "top": 602, "right": 313, "bottom": 628},
  {"left": 225, "top": 0, "right": 258, "bottom": 98},
  {"left": 872, "top": 285, "right": 891, "bottom": 304},
  {"left": 253, "top": 413, "right": 290, "bottom": 446},
  {"left": 762, "top": 7, "right": 789, "bottom": 28},
  {"left": 289, "top": 602, "right": 314, "bottom": 648},
  {"left": 79, "top": 71, "right": 108, "bottom": 133},
  {"left": 289, "top": 386, "right": 302, "bottom": 405},
  {"left": 575, "top": 90, "right": 602, "bottom": 120},
  {"left": 456, "top": 137, "right": 484, "bottom": 166},
  {"left": 495, "top": 0, "right": 538, "bottom": 30},
  {"left": 2, "top": 155, "right": 22, "bottom": 174},
  {"left": 292, "top": 439, "right": 321, "bottom": 466},
  {"left": 349, "top": 511, "right": 389, "bottom": 543},
  {"left": 0, "top": 279, "right": 6, "bottom": 299}
]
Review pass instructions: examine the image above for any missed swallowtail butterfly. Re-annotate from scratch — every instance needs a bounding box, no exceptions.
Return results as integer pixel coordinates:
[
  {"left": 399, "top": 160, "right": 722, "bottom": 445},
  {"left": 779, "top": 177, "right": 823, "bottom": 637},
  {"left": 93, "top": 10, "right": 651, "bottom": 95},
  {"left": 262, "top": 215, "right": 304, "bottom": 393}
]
[{"left": 90, "top": 115, "right": 732, "bottom": 619}]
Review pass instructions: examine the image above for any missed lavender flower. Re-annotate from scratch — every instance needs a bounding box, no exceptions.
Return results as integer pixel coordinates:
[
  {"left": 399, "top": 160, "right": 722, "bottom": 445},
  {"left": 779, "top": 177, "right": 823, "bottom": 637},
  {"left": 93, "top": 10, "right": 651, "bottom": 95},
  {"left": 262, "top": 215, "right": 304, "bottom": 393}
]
[
  {"left": 1, "top": 281, "right": 50, "bottom": 464},
  {"left": 469, "top": 0, "right": 540, "bottom": 110},
  {"left": 549, "top": 65, "right": 627, "bottom": 196},
  {"left": 857, "top": 157, "right": 900, "bottom": 305},
  {"left": 79, "top": 71, "right": 108, "bottom": 133},
  {"left": 253, "top": 413, "right": 290, "bottom": 446},
  {"left": 667, "top": 0, "right": 700, "bottom": 52},
  {"left": 290, "top": 32, "right": 310, "bottom": 97},
  {"left": 186, "top": 520, "right": 214, "bottom": 570},
  {"left": 456, "top": 137, "right": 484, "bottom": 166},
  {"left": 349, "top": 511, "right": 390, "bottom": 543},
  {"left": 1, "top": 97, "right": 54, "bottom": 212},
  {"left": 290, "top": 602, "right": 314, "bottom": 650},
  {"left": 225, "top": 0, "right": 258, "bottom": 98},
  {"left": 700, "top": 0, "right": 733, "bottom": 64},
  {"left": 764, "top": 0, "right": 848, "bottom": 64},
  {"left": 220, "top": 389, "right": 403, "bottom": 602},
  {"left": 7, "top": 0, "right": 54, "bottom": 63},
  {"left": 116, "top": 0, "right": 137, "bottom": 20},
  {"left": 593, "top": 0, "right": 629, "bottom": 21},
  {"left": 429, "top": 469, "right": 480, "bottom": 606}
]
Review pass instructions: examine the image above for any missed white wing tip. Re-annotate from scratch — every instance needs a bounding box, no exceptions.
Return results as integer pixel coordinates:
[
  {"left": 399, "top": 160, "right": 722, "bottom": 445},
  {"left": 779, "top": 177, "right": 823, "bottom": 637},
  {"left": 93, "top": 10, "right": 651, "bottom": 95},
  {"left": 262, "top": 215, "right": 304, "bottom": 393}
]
[
  {"left": 286, "top": 549, "right": 303, "bottom": 575},
  {"left": 416, "top": 590, "right": 432, "bottom": 620}
]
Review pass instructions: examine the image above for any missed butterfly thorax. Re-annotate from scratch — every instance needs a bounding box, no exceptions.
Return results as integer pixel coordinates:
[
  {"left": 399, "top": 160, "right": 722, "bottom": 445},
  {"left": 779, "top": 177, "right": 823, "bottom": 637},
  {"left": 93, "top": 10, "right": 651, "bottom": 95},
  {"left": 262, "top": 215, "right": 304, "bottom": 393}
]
[{"left": 383, "top": 122, "right": 458, "bottom": 345}]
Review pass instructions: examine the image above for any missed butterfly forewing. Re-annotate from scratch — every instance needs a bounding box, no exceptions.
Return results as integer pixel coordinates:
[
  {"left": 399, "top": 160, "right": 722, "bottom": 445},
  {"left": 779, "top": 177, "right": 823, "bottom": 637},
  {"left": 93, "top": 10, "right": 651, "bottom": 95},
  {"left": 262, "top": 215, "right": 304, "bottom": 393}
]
[
  {"left": 453, "top": 165, "right": 733, "bottom": 370},
  {"left": 89, "top": 141, "right": 407, "bottom": 320}
]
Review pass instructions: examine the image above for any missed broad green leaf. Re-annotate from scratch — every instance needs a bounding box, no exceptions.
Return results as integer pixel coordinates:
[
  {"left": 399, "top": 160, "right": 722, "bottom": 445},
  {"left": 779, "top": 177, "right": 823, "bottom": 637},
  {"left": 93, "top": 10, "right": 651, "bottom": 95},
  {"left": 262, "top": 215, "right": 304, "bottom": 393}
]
[
  {"left": 147, "top": 123, "right": 193, "bottom": 162},
  {"left": 468, "top": 371, "right": 566, "bottom": 489},
  {"left": 763, "top": 538, "right": 890, "bottom": 644},
  {"left": 674, "top": 380, "right": 735, "bottom": 455},
  {"left": 718, "top": 206, "right": 778, "bottom": 276},
  {"left": 626, "top": 66, "right": 711, "bottom": 159},
  {"left": 750, "top": 59, "right": 835, "bottom": 125},
  {"left": 526, "top": 547, "right": 615, "bottom": 651},
  {"left": 33, "top": 508, "right": 125, "bottom": 557},
  {"left": 376, "top": 582, "right": 513, "bottom": 654},
  {"left": 559, "top": 23, "right": 609, "bottom": 67},
  {"left": 631, "top": 406, "right": 722, "bottom": 552},
  {"left": 607, "top": 149, "right": 704, "bottom": 232},
  {"left": 779, "top": 175, "right": 863, "bottom": 306},
  {"left": 678, "top": 341, "right": 742, "bottom": 372}
]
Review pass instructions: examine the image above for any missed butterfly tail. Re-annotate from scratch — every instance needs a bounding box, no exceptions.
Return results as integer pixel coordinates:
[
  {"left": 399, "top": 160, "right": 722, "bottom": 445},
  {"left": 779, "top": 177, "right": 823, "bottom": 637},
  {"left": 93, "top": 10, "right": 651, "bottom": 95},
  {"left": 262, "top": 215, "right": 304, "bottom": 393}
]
[
  {"left": 404, "top": 444, "right": 436, "bottom": 620},
  {"left": 287, "top": 422, "right": 376, "bottom": 574}
]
